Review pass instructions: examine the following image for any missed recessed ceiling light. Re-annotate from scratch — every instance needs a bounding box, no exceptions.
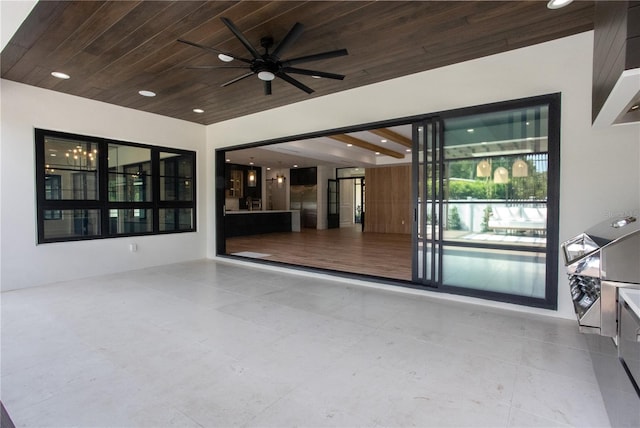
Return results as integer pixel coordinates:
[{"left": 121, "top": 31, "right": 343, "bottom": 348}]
[
  {"left": 347, "top": 144, "right": 353, "bottom": 147},
  {"left": 467, "top": 129, "right": 474, "bottom": 133},
  {"left": 51, "top": 71, "right": 70, "bottom": 79},
  {"left": 138, "top": 90, "right": 156, "bottom": 97},
  {"left": 381, "top": 139, "right": 388, "bottom": 143},
  {"left": 629, "top": 104, "right": 639, "bottom": 112},
  {"left": 312, "top": 75, "right": 321, "bottom": 79},
  {"left": 375, "top": 152, "right": 381, "bottom": 155},
  {"left": 293, "top": 164, "right": 298, "bottom": 168},
  {"left": 267, "top": 167, "right": 271, "bottom": 171},
  {"left": 218, "top": 53, "right": 234, "bottom": 62},
  {"left": 249, "top": 162, "right": 254, "bottom": 165},
  {"left": 405, "top": 149, "right": 411, "bottom": 152},
  {"left": 547, "top": 0, "right": 573, "bottom": 9},
  {"left": 226, "top": 159, "right": 231, "bottom": 162},
  {"left": 193, "top": 108, "right": 204, "bottom": 113}
]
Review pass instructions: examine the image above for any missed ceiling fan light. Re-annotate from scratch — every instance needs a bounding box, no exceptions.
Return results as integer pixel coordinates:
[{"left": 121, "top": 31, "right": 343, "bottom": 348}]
[
  {"left": 218, "top": 53, "right": 234, "bottom": 62},
  {"left": 258, "top": 71, "right": 276, "bottom": 81}
]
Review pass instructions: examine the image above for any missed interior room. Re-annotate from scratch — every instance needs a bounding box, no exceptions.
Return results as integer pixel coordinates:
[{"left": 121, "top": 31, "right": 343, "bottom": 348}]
[{"left": 1, "top": 1, "right": 639, "bottom": 427}]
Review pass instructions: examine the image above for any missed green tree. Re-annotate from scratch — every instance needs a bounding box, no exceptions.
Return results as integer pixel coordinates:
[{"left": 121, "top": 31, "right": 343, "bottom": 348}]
[{"left": 448, "top": 206, "right": 462, "bottom": 230}]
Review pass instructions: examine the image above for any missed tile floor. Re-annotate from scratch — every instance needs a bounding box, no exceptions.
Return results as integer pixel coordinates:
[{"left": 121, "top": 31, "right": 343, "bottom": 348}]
[{"left": 1, "top": 260, "right": 614, "bottom": 427}]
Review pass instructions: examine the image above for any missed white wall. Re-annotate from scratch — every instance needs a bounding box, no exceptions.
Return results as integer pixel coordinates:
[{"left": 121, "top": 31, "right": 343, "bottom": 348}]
[
  {"left": 0, "top": 81, "right": 207, "bottom": 291},
  {"left": 1, "top": 13, "right": 637, "bottom": 319},
  {"left": 206, "top": 31, "right": 640, "bottom": 319}
]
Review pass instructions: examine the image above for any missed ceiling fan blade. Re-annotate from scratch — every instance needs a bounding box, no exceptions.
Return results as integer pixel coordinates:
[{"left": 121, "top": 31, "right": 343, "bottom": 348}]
[
  {"left": 282, "top": 67, "right": 345, "bottom": 80},
  {"left": 282, "top": 48, "right": 349, "bottom": 67},
  {"left": 220, "top": 17, "right": 262, "bottom": 60},
  {"left": 271, "top": 22, "right": 304, "bottom": 58},
  {"left": 277, "top": 72, "right": 314, "bottom": 94},
  {"left": 264, "top": 80, "right": 272, "bottom": 96},
  {"left": 177, "top": 39, "right": 252, "bottom": 64},
  {"left": 186, "top": 65, "right": 250, "bottom": 70},
  {"left": 221, "top": 72, "right": 255, "bottom": 87}
]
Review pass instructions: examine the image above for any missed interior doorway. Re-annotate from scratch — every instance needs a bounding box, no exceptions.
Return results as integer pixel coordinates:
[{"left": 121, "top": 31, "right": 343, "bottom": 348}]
[{"left": 337, "top": 175, "right": 365, "bottom": 231}]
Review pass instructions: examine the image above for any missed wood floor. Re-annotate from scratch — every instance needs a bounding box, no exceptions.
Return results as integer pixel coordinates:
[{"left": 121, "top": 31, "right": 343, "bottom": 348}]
[{"left": 225, "top": 226, "right": 412, "bottom": 281}]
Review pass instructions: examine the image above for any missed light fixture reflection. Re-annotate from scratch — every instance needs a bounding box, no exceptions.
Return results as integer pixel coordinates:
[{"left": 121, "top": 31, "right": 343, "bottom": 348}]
[
  {"left": 476, "top": 160, "right": 491, "bottom": 177},
  {"left": 494, "top": 167, "right": 509, "bottom": 184},
  {"left": 512, "top": 159, "right": 529, "bottom": 177}
]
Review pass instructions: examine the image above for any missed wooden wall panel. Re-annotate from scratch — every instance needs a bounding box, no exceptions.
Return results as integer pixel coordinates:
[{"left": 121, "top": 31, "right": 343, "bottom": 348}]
[
  {"left": 592, "top": 0, "right": 640, "bottom": 122},
  {"left": 627, "top": 2, "right": 640, "bottom": 68},
  {"left": 364, "top": 165, "right": 412, "bottom": 235}
]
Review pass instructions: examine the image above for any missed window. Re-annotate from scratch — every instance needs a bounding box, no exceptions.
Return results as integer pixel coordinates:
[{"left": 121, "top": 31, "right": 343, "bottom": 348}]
[
  {"left": 43, "top": 174, "right": 62, "bottom": 220},
  {"left": 219, "top": 94, "right": 559, "bottom": 309},
  {"left": 414, "top": 96, "right": 559, "bottom": 308},
  {"left": 35, "top": 129, "right": 196, "bottom": 243}
]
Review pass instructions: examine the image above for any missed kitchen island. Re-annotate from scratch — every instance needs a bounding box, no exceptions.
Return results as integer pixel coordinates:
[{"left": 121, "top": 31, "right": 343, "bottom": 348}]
[{"left": 224, "top": 210, "right": 300, "bottom": 238}]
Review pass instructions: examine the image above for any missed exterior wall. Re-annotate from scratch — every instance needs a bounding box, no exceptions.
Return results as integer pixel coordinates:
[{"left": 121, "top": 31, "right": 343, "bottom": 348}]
[
  {"left": 0, "top": 81, "right": 207, "bottom": 291},
  {"left": 206, "top": 31, "right": 640, "bottom": 319},
  {"left": 1, "top": 10, "right": 638, "bottom": 320}
]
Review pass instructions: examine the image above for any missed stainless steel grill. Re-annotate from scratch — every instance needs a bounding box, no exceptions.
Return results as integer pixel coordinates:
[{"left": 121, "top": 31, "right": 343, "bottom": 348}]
[{"left": 562, "top": 215, "right": 640, "bottom": 336}]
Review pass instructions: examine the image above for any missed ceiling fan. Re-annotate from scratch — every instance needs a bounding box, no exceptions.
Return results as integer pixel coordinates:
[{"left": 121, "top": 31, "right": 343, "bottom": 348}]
[{"left": 178, "top": 17, "right": 348, "bottom": 95}]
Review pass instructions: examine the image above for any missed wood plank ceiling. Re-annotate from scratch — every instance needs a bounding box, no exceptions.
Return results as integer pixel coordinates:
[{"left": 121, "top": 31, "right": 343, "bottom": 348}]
[{"left": 1, "top": 1, "right": 594, "bottom": 126}]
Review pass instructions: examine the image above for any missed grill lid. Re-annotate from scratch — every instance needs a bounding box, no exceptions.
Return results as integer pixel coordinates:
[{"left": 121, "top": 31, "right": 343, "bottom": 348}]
[{"left": 584, "top": 216, "right": 639, "bottom": 247}]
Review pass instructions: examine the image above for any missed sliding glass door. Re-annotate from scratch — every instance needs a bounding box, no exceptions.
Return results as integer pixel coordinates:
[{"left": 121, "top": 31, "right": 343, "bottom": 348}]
[
  {"left": 412, "top": 119, "right": 442, "bottom": 287},
  {"left": 412, "top": 95, "right": 559, "bottom": 308}
]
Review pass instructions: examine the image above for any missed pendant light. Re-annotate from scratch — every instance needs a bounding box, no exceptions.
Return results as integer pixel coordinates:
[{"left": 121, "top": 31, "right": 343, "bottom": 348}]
[
  {"left": 248, "top": 157, "right": 256, "bottom": 187},
  {"left": 512, "top": 159, "right": 529, "bottom": 177},
  {"left": 476, "top": 160, "right": 491, "bottom": 178},
  {"left": 493, "top": 167, "right": 509, "bottom": 184}
]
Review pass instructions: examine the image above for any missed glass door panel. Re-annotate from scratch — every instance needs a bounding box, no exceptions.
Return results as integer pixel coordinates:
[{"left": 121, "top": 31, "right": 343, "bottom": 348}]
[
  {"left": 440, "top": 104, "right": 551, "bottom": 300},
  {"left": 413, "top": 120, "right": 441, "bottom": 286}
]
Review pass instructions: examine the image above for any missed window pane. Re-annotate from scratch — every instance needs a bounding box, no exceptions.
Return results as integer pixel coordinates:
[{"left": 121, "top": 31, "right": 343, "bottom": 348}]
[
  {"left": 443, "top": 105, "right": 548, "bottom": 160},
  {"left": 44, "top": 138, "right": 98, "bottom": 200},
  {"left": 159, "top": 208, "right": 193, "bottom": 231},
  {"left": 442, "top": 106, "right": 548, "bottom": 248},
  {"left": 442, "top": 246, "right": 546, "bottom": 298},
  {"left": 108, "top": 209, "right": 152, "bottom": 234},
  {"left": 43, "top": 209, "right": 100, "bottom": 239},
  {"left": 108, "top": 145, "right": 151, "bottom": 202},
  {"left": 160, "top": 152, "right": 193, "bottom": 201}
]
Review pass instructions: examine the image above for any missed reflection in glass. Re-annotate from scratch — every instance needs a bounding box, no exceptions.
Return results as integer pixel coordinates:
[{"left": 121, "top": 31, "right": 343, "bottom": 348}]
[
  {"left": 43, "top": 138, "right": 98, "bottom": 200},
  {"left": 43, "top": 209, "right": 101, "bottom": 239},
  {"left": 108, "top": 145, "right": 151, "bottom": 202},
  {"left": 160, "top": 152, "right": 193, "bottom": 201},
  {"left": 441, "top": 247, "right": 546, "bottom": 298},
  {"left": 159, "top": 208, "right": 193, "bottom": 231},
  {"left": 108, "top": 209, "right": 152, "bottom": 234}
]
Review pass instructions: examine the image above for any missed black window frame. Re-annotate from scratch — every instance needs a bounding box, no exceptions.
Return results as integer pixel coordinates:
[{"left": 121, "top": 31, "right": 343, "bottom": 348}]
[
  {"left": 35, "top": 129, "right": 196, "bottom": 244},
  {"left": 215, "top": 93, "right": 560, "bottom": 310}
]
